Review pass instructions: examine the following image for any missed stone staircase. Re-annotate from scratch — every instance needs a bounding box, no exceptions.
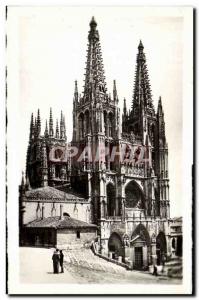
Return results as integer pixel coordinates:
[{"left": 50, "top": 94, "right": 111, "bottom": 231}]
[
  {"left": 163, "top": 257, "right": 183, "bottom": 279},
  {"left": 63, "top": 248, "right": 127, "bottom": 275}
]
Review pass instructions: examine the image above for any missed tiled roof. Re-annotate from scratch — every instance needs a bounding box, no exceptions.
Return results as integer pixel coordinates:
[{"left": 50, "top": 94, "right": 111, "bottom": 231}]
[
  {"left": 25, "top": 216, "right": 97, "bottom": 229},
  {"left": 25, "top": 186, "right": 87, "bottom": 202}
]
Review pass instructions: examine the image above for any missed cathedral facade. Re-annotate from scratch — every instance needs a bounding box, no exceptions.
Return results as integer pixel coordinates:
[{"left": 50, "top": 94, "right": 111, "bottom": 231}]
[{"left": 19, "top": 17, "right": 180, "bottom": 270}]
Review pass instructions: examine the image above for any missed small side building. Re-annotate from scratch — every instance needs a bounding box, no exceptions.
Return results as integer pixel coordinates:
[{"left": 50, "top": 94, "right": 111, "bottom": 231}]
[
  {"left": 21, "top": 216, "right": 97, "bottom": 249},
  {"left": 19, "top": 177, "right": 97, "bottom": 249}
]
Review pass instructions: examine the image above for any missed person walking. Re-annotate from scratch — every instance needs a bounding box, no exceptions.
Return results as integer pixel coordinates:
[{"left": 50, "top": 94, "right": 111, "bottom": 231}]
[
  {"left": 52, "top": 249, "right": 60, "bottom": 274},
  {"left": 161, "top": 254, "right": 166, "bottom": 273},
  {"left": 153, "top": 264, "right": 158, "bottom": 276},
  {"left": 59, "top": 250, "right": 64, "bottom": 273}
]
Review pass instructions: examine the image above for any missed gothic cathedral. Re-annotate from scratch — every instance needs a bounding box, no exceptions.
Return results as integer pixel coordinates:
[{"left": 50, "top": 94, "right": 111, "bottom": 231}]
[{"left": 20, "top": 17, "right": 179, "bottom": 269}]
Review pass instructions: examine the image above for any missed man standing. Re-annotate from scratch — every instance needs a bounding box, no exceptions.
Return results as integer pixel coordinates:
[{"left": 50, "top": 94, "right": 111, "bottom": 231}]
[
  {"left": 59, "top": 250, "right": 64, "bottom": 273},
  {"left": 52, "top": 249, "right": 60, "bottom": 274},
  {"left": 153, "top": 264, "right": 158, "bottom": 276}
]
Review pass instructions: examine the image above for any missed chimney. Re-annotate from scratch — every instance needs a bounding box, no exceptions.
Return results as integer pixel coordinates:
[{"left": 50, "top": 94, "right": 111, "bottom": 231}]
[
  {"left": 60, "top": 204, "right": 63, "bottom": 220},
  {"left": 41, "top": 204, "right": 45, "bottom": 220}
]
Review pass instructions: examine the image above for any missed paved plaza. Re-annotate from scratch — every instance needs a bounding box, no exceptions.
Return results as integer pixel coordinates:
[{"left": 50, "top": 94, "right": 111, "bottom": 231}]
[{"left": 20, "top": 247, "right": 182, "bottom": 285}]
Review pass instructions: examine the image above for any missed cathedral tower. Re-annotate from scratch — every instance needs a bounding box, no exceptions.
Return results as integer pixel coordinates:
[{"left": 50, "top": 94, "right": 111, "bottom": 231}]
[
  {"left": 71, "top": 17, "right": 121, "bottom": 223},
  {"left": 26, "top": 109, "right": 69, "bottom": 188},
  {"left": 122, "top": 41, "right": 156, "bottom": 144},
  {"left": 156, "top": 97, "right": 170, "bottom": 218},
  {"left": 121, "top": 41, "right": 170, "bottom": 218}
]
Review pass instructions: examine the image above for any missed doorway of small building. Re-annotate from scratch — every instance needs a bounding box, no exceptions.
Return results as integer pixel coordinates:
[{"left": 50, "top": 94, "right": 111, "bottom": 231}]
[{"left": 134, "top": 247, "right": 143, "bottom": 269}]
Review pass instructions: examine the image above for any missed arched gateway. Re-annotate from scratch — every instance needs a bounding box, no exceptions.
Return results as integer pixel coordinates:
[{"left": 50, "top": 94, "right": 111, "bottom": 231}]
[
  {"left": 156, "top": 231, "right": 167, "bottom": 265},
  {"left": 108, "top": 232, "right": 124, "bottom": 260},
  {"left": 130, "top": 224, "right": 150, "bottom": 270}
]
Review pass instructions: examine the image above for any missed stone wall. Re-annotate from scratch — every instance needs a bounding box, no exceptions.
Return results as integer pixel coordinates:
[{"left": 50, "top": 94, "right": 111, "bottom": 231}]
[
  {"left": 99, "top": 217, "right": 172, "bottom": 268},
  {"left": 56, "top": 228, "right": 97, "bottom": 249}
]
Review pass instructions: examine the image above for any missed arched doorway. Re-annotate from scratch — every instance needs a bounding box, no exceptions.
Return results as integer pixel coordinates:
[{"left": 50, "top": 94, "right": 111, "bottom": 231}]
[
  {"left": 156, "top": 232, "right": 167, "bottom": 265},
  {"left": 108, "top": 232, "right": 124, "bottom": 260},
  {"left": 125, "top": 181, "right": 145, "bottom": 209},
  {"left": 108, "top": 112, "right": 113, "bottom": 137},
  {"left": 107, "top": 183, "right": 116, "bottom": 217},
  {"left": 131, "top": 224, "right": 150, "bottom": 269}
]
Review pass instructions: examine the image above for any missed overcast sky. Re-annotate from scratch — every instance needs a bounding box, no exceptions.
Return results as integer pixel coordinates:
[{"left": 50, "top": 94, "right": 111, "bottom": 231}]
[{"left": 7, "top": 6, "right": 189, "bottom": 217}]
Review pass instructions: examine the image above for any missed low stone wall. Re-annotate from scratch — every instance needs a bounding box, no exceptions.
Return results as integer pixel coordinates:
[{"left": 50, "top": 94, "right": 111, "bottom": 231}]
[
  {"left": 91, "top": 242, "right": 131, "bottom": 270},
  {"left": 57, "top": 228, "right": 97, "bottom": 249}
]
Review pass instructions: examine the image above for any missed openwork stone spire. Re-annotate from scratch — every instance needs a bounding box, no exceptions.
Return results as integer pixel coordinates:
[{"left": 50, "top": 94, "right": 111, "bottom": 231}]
[
  {"left": 60, "top": 111, "right": 66, "bottom": 140},
  {"left": 157, "top": 96, "right": 166, "bottom": 144},
  {"left": 83, "top": 17, "right": 107, "bottom": 101},
  {"left": 41, "top": 139, "right": 48, "bottom": 187},
  {"left": 74, "top": 80, "right": 78, "bottom": 101},
  {"left": 55, "top": 119, "right": 59, "bottom": 139},
  {"left": 113, "top": 80, "right": 118, "bottom": 103},
  {"left": 44, "top": 120, "right": 48, "bottom": 137},
  {"left": 132, "top": 41, "right": 155, "bottom": 118},
  {"left": 36, "top": 109, "right": 41, "bottom": 137},
  {"left": 29, "top": 113, "right": 34, "bottom": 141},
  {"left": 49, "top": 108, "right": 54, "bottom": 137}
]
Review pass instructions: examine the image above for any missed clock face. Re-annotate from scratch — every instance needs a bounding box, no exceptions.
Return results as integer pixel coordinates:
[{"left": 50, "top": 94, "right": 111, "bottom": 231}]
[
  {"left": 49, "top": 146, "right": 66, "bottom": 162},
  {"left": 54, "top": 149, "right": 63, "bottom": 159}
]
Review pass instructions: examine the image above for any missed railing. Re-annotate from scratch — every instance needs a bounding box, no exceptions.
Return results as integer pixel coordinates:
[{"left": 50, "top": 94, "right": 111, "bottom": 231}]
[
  {"left": 106, "top": 216, "right": 123, "bottom": 221},
  {"left": 121, "top": 164, "right": 145, "bottom": 177},
  {"left": 91, "top": 241, "right": 131, "bottom": 270}
]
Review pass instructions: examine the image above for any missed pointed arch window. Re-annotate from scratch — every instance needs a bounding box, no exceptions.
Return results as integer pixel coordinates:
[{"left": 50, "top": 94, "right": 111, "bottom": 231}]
[
  {"left": 125, "top": 181, "right": 144, "bottom": 209},
  {"left": 78, "top": 113, "right": 84, "bottom": 140},
  {"left": 104, "top": 111, "right": 108, "bottom": 136},
  {"left": 107, "top": 183, "right": 116, "bottom": 217},
  {"left": 149, "top": 123, "right": 155, "bottom": 145},
  {"left": 108, "top": 113, "right": 113, "bottom": 137},
  {"left": 84, "top": 110, "right": 90, "bottom": 135}
]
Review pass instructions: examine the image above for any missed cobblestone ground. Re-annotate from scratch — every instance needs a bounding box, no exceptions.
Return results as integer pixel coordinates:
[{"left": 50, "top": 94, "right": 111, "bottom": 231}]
[
  {"left": 63, "top": 249, "right": 182, "bottom": 284},
  {"left": 20, "top": 247, "right": 182, "bottom": 285}
]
